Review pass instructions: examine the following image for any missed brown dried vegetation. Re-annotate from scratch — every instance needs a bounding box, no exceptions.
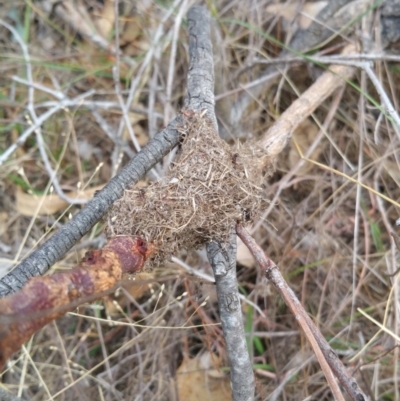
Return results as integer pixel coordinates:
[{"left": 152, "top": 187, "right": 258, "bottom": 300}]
[
  {"left": 107, "top": 111, "right": 266, "bottom": 264},
  {"left": 1, "top": 1, "right": 400, "bottom": 400}
]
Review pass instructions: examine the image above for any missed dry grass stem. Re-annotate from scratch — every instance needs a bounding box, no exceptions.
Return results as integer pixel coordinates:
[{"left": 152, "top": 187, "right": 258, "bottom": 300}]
[
  {"left": 260, "top": 43, "right": 357, "bottom": 160},
  {"left": 1, "top": 1, "right": 400, "bottom": 399}
]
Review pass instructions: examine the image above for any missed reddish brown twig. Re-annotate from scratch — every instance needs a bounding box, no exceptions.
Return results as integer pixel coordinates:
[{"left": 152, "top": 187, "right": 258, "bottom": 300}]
[
  {"left": 0, "top": 236, "right": 153, "bottom": 370},
  {"left": 236, "top": 224, "right": 368, "bottom": 401}
]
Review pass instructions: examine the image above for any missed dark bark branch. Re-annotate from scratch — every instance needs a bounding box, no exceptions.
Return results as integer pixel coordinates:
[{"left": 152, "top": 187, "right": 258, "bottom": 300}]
[
  {"left": 207, "top": 235, "right": 255, "bottom": 401},
  {"left": 1, "top": 6, "right": 256, "bottom": 400},
  {"left": 187, "top": 6, "right": 255, "bottom": 401},
  {"left": 0, "top": 119, "right": 183, "bottom": 298},
  {"left": 186, "top": 6, "right": 216, "bottom": 128}
]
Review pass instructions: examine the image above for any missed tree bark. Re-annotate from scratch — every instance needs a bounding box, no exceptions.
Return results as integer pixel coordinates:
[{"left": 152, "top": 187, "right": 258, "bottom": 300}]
[
  {"left": 187, "top": 6, "right": 255, "bottom": 401},
  {"left": 0, "top": 119, "right": 183, "bottom": 298}
]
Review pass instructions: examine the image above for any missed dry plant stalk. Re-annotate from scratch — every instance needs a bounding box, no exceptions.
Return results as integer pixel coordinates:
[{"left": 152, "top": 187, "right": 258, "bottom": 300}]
[
  {"left": 0, "top": 236, "right": 153, "bottom": 370},
  {"left": 108, "top": 110, "right": 266, "bottom": 264},
  {"left": 236, "top": 224, "right": 368, "bottom": 401},
  {"left": 260, "top": 43, "right": 357, "bottom": 161}
]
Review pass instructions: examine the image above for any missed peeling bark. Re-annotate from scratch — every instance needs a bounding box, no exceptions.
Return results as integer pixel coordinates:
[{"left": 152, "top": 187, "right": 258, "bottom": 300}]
[{"left": 0, "top": 236, "right": 152, "bottom": 370}]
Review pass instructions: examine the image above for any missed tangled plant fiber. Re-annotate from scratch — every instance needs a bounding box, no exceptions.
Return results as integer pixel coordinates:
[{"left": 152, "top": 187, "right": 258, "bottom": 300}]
[{"left": 107, "top": 110, "right": 266, "bottom": 265}]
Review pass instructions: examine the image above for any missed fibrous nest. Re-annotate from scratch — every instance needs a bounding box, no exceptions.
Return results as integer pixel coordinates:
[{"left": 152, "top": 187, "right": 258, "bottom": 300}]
[{"left": 107, "top": 110, "right": 267, "bottom": 265}]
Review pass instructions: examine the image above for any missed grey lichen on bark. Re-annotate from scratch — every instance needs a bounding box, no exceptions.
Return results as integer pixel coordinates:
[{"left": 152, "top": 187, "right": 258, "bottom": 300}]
[
  {"left": 187, "top": 6, "right": 255, "bottom": 401},
  {"left": 185, "top": 6, "right": 217, "bottom": 129},
  {"left": 207, "top": 235, "right": 255, "bottom": 401}
]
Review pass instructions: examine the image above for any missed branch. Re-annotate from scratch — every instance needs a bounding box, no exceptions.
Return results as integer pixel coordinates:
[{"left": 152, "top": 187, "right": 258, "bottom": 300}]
[
  {"left": 227, "top": 0, "right": 355, "bottom": 131},
  {"left": 0, "top": 118, "right": 183, "bottom": 298},
  {"left": 186, "top": 6, "right": 217, "bottom": 128},
  {"left": 1, "top": 6, "right": 256, "bottom": 400},
  {"left": 0, "top": 236, "right": 152, "bottom": 370},
  {"left": 0, "top": 2, "right": 218, "bottom": 298},
  {"left": 206, "top": 234, "right": 255, "bottom": 401},
  {"left": 236, "top": 224, "right": 369, "bottom": 401},
  {"left": 259, "top": 43, "right": 357, "bottom": 160},
  {"left": 186, "top": 6, "right": 255, "bottom": 401}
]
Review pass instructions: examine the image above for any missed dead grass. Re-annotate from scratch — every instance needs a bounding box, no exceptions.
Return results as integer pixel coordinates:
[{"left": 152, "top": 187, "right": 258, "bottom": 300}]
[
  {"left": 107, "top": 110, "right": 265, "bottom": 266},
  {"left": 1, "top": 1, "right": 400, "bottom": 400}
]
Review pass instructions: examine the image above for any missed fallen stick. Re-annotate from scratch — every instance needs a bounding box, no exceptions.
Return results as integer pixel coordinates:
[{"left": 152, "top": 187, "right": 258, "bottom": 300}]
[
  {"left": 0, "top": 113, "right": 183, "bottom": 299},
  {"left": 187, "top": 6, "right": 256, "bottom": 400},
  {"left": 226, "top": 0, "right": 359, "bottom": 133},
  {"left": 236, "top": 224, "right": 369, "bottom": 401},
  {"left": 0, "top": 236, "right": 153, "bottom": 370},
  {"left": 259, "top": 43, "right": 357, "bottom": 161}
]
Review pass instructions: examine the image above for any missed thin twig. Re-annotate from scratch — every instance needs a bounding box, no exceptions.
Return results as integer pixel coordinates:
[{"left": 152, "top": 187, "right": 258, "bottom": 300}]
[
  {"left": 303, "top": 55, "right": 400, "bottom": 139},
  {"left": 0, "top": 25, "right": 96, "bottom": 166},
  {"left": 250, "top": 84, "right": 346, "bottom": 234},
  {"left": 251, "top": 53, "right": 400, "bottom": 67},
  {"left": 39, "top": 0, "right": 135, "bottom": 68},
  {"left": 35, "top": 99, "right": 160, "bottom": 118},
  {"left": 361, "top": 62, "right": 400, "bottom": 137},
  {"left": 164, "top": 0, "right": 191, "bottom": 123},
  {"left": 171, "top": 256, "right": 266, "bottom": 318},
  {"left": 114, "top": 0, "right": 181, "bottom": 144},
  {"left": 0, "top": 1, "right": 193, "bottom": 299},
  {"left": 91, "top": 109, "right": 135, "bottom": 158},
  {"left": 236, "top": 224, "right": 369, "bottom": 401},
  {"left": 9, "top": 76, "right": 159, "bottom": 116},
  {"left": 348, "top": 64, "right": 367, "bottom": 335},
  {"left": 11, "top": 75, "right": 161, "bottom": 116},
  {"left": 0, "top": 102, "right": 66, "bottom": 165},
  {"left": 109, "top": 0, "right": 181, "bottom": 178},
  {"left": 148, "top": 45, "right": 162, "bottom": 140},
  {"left": 0, "top": 19, "right": 88, "bottom": 205}
]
